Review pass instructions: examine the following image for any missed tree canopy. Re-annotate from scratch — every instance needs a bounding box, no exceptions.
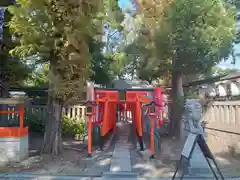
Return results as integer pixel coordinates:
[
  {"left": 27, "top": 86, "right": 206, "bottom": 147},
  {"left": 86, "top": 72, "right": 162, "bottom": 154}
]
[
  {"left": 128, "top": 0, "right": 236, "bottom": 79},
  {"left": 89, "top": 0, "right": 126, "bottom": 85},
  {"left": 125, "top": 0, "right": 237, "bottom": 136},
  {"left": 0, "top": 6, "right": 33, "bottom": 95},
  {"left": 8, "top": 0, "right": 103, "bottom": 102}
]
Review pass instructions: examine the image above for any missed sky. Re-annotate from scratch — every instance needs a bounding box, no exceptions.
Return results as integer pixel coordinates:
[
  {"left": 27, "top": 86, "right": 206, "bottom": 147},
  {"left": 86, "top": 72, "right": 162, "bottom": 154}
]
[
  {"left": 118, "top": 0, "right": 240, "bottom": 70},
  {"left": 119, "top": 0, "right": 132, "bottom": 9}
]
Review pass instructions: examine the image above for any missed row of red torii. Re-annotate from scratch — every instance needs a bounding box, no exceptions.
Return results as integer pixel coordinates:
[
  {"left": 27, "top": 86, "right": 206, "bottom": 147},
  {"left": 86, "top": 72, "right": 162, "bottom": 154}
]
[{"left": 83, "top": 86, "right": 165, "bottom": 158}]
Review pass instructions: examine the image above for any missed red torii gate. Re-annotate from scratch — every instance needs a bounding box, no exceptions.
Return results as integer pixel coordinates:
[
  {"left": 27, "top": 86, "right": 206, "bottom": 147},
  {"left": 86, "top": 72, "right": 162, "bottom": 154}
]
[{"left": 85, "top": 87, "right": 164, "bottom": 158}]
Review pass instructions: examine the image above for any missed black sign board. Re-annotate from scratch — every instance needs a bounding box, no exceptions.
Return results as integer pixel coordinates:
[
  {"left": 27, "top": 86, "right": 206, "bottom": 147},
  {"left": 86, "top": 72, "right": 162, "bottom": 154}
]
[{"left": 172, "top": 133, "right": 225, "bottom": 180}]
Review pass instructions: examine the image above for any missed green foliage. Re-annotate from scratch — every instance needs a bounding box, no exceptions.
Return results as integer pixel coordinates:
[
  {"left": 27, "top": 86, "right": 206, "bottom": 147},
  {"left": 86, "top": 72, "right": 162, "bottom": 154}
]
[
  {"left": 0, "top": 0, "right": 13, "bottom": 6},
  {"left": 22, "top": 109, "right": 85, "bottom": 137},
  {"left": 7, "top": 108, "right": 47, "bottom": 132},
  {"left": 24, "top": 63, "right": 49, "bottom": 87},
  {"left": 24, "top": 112, "right": 46, "bottom": 133},
  {"left": 109, "top": 51, "right": 128, "bottom": 79},
  {"left": 211, "top": 66, "right": 239, "bottom": 76},
  {"left": 159, "top": 0, "right": 236, "bottom": 73},
  {"left": 62, "top": 115, "right": 85, "bottom": 137},
  {"left": 74, "top": 0, "right": 127, "bottom": 84},
  {"left": 89, "top": 39, "right": 113, "bottom": 85},
  {"left": 199, "top": 66, "right": 239, "bottom": 78},
  {"left": 129, "top": 0, "right": 237, "bottom": 82},
  {"left": 0, "top": 9, "right": 33, "bottom": 89},
  {"left": 101, "top": 0, "right": 127, "bottom": 80},
  {"left": 8, "top": 0, "right": 102, "bottom": 102},
  {"left": 129, "top": 0, "right": 237, "bottom": 136},
  {"left": 184, "top": 87, "right": 199, "bottom": 99},
  {"left": 1, "top": 56, "right": 33, "bottom": 86}
]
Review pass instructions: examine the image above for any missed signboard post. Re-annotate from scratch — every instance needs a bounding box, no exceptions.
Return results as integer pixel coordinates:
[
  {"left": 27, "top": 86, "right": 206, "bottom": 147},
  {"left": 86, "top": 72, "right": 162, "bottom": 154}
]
[{"left": 172, "top": 133, "right": 225, "bottom": 180}]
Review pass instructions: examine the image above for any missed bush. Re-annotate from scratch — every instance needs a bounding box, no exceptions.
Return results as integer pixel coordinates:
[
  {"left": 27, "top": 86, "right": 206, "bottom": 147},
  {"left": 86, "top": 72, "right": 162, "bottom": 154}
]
[
  {"left": 61, "top": 115, "right": 86, "bottom": 137},
  {"left": 23, "top": 109, "right": 86, "bottom": 137}
]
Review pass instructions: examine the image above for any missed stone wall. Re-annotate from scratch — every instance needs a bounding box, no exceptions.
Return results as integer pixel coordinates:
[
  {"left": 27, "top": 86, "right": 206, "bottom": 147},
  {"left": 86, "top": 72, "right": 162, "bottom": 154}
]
[
  {"left": 0, "top": 136, "right": 28, "bottom": 164},
  {"left": 201, "top": 101, "right": 240, "bottom": 158},
  {"left": 181, "top": 99, "right": 240, "bottom": 158},
  {"left": 205, "top": 129, "right": 240, "bottom": 157}
]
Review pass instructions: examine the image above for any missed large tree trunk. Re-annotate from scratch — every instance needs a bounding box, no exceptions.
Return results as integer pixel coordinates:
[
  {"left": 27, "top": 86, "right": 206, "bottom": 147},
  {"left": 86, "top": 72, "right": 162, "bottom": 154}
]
[
  {"left": 169, "top": 71, "right": 184, "bottom": 138},
  {"left": 41, "top": 60, "right": 63, "bottom": 156},
  {"left": 169, "top": 52, "right": 184, "bottom": 138},
  {"left": 41, "top": 93, "right": 63, "bottom": 156}
]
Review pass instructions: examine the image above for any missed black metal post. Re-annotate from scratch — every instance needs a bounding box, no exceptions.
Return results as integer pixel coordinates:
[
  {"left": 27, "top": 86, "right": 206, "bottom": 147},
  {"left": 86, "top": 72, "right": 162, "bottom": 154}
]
[
  {"left": 99, "top": 135, "right": 104, "bottom": 151},
  {"left": 136, "top": 129, "right": 144, "bottom": 151}
]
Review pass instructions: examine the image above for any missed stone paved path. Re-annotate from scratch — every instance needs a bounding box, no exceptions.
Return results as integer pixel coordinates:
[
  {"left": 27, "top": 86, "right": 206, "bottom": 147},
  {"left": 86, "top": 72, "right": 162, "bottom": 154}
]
[{"left": 110, "top": 122, "right": 132, "bottom": 172}]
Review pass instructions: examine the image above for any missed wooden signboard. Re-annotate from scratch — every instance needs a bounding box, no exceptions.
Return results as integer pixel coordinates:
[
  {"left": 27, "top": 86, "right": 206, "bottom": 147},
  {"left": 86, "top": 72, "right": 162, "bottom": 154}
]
[{"left": 172, "top": 133, "right": 225, "bottom": 180}]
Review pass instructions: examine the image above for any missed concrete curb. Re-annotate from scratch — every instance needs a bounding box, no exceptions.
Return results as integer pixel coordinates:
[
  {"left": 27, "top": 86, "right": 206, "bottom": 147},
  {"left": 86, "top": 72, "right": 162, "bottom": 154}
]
[
  {"left": 0, "top": 174, "right": 92, "bottom": 179},
  {"left": 94, "top": 178, "right": 240, "bottom": 180},
  {"left": 93, "top": 178, "right": 240, "bottom": 180},
  {"left": 0, "top": 172, "right": 102, "bottom": 178},
  {"left": 0, "top": 173, "right": 239, "bottom": 179}
]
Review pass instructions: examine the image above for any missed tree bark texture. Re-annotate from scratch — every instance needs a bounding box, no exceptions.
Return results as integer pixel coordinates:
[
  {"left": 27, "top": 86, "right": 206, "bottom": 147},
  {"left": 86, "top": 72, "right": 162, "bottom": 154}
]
[
  {"left": 169, "top": 71, "right": 184, "bottom": 138},
  {"left": 41, "top": 59, "right": 63, "bottom": 156},
  {"left": 41, "top": 93, "right": 63, "bottom": 156},
  {"left": 169, "top": 51, "right": 184, "bottom": 138}
]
